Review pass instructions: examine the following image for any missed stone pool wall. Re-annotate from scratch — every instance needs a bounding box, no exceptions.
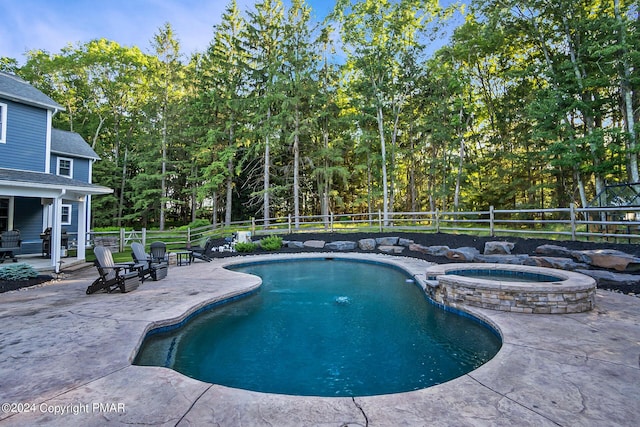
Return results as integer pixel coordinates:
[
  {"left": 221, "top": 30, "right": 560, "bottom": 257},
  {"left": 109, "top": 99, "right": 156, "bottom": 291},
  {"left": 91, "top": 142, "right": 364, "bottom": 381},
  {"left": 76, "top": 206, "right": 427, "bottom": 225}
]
[
  {"left": 429, "top": 278, "right": 596, "bottom": 314},
  {"left": 425, "top": 264, "right": 597, "bottom": 314}
]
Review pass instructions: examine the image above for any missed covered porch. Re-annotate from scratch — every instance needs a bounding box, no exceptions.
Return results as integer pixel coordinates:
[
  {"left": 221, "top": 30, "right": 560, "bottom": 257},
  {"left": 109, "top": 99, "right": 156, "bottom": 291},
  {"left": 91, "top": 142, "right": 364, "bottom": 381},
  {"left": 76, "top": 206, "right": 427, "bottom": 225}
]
[
  {"left": 12, "top": 253, "right": 88, "bottom": 273},
  {"left": 0, "top": 168, "right": 112, "bottom": 273}
]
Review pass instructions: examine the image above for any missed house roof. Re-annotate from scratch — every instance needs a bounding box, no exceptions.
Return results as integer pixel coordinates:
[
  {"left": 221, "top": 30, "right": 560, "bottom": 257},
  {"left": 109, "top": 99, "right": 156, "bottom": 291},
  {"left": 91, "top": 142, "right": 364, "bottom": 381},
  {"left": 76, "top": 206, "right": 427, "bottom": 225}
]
[
  {"left": 51, "top": 129, "right": 100, "bottom": 160},
  {"left": 0, "top": 167, "right": 112, "bottom": 197},
  {"left": 0, "top": 71, "right": 64, "bottom": 111}
]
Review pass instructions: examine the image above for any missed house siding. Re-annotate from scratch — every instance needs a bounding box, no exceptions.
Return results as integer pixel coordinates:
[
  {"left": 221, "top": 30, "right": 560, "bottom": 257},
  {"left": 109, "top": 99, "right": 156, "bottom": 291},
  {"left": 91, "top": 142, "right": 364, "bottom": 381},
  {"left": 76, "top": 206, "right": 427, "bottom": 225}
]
[
  {"left": 0, "top": 99, "right": 47, "bottom": 172},
  {"left": 50, "top": 153, "right": 91, "bottom": 182},
  {"left": 13, "top": 197, "right": 44, "bottom": 254}
]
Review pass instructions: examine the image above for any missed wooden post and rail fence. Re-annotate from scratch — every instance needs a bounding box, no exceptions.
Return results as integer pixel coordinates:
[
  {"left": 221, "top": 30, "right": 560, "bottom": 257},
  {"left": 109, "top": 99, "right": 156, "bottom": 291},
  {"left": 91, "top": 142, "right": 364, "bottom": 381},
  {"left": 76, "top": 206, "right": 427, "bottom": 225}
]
[{"left": 77, "top": 204, "right": 640, "bottom": 252}]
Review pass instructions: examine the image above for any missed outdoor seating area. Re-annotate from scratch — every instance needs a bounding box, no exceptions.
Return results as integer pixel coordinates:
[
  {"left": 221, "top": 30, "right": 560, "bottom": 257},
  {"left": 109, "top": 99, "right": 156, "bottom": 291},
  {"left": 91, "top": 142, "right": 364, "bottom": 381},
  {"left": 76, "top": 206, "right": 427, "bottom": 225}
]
[
  {"left": 131, "top": 242, "right": 168, "bottom": 281},
  {"left": 85, "top": 246, "right": 140, "bottom": 294}
]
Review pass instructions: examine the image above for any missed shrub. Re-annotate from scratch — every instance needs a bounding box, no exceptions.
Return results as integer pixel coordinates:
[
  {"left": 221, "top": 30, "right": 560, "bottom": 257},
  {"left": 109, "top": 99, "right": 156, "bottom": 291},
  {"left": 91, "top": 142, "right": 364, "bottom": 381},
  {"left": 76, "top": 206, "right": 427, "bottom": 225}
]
[
  {"left": 235, "top": 242, "right": 258, "bottom": 253},
  {"left": 260, "top": 235, "right": 283, "bottom": 251},
  {"left": 0, "top": 263, "right": 39, "bottom": 281}
]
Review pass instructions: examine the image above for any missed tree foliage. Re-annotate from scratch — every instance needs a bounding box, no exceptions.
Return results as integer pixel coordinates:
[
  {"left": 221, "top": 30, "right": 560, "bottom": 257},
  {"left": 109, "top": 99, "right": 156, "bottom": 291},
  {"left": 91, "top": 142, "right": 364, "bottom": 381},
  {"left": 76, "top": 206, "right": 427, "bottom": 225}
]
[{"left": 4, "top": 0, "right": 639, "bottom": 228}]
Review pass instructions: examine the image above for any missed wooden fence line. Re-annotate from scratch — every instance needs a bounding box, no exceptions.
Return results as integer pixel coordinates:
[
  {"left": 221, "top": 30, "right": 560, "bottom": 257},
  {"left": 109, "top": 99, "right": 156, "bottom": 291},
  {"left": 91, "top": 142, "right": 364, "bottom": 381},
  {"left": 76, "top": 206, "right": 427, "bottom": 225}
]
[{"left": 82, "top": 204, "right": 640, "bottom": 251}]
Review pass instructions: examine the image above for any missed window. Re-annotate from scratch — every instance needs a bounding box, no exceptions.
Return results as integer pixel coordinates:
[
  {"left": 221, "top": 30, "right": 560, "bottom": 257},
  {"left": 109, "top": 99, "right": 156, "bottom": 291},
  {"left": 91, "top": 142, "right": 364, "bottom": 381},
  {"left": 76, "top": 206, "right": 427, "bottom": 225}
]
[
  {"left": 57, "top": 157, "right": 73, "bottom": 178},
  {"left": 0, "top": 102, "right": 7, "bottom": 144},
  {"left": 61, "top": 204, "right": 72, "bottom": 225},
  {"left": 0, "top": 198, "right": 8, "bottom": 231}
]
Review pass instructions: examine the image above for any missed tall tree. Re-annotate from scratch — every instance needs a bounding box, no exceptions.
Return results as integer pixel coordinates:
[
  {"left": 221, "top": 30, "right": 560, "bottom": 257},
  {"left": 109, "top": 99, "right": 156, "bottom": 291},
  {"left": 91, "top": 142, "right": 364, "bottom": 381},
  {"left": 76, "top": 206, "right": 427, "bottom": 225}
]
[
  {"left": 245, "top": 0, "right": 285, "bottom": 226},
  {"left": 149, "top": 23, "right": 183, "bottom": 230},
  {"left": 334, "top": 0, "right": 440, "bottom": 224},
  {"left": 280, "top": 0, "right": 317, "bottom": 228}
]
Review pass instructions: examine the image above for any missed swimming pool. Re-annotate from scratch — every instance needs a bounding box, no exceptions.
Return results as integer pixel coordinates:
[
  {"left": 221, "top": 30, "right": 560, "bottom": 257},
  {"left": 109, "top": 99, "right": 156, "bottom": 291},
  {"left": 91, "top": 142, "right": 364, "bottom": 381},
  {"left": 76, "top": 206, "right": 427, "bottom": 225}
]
[{"left": 134, "top": 259, "right": 501, "bottom": 397}]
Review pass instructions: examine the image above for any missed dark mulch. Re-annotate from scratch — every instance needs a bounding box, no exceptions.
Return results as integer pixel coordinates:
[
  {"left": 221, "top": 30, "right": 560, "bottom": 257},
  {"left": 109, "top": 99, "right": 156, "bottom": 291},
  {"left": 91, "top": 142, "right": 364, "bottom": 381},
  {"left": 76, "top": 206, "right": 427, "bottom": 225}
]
[
  {"left": 0, "top": 275, "right": 54, "bottom": 293},
  {"left": 206, "top": 231, "right": 640, "bottom": 294}
]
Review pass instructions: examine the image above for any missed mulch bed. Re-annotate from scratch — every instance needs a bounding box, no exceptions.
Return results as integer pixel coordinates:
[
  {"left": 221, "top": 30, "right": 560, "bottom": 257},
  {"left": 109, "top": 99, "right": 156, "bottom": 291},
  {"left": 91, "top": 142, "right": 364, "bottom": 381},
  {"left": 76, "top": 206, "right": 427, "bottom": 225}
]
[
  {"left": 206, "top": 231, "right": 640, "bottom": 294},
  {"left": 0, "top": 275, "right": 54, "bottom": 293}
]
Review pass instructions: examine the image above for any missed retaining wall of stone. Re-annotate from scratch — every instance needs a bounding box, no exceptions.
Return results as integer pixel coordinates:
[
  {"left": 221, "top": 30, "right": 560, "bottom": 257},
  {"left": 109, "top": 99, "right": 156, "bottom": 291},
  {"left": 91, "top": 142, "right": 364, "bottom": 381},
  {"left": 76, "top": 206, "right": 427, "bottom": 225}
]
[{"left": 425, "top": 264, "right": 597, "bottom": 314}]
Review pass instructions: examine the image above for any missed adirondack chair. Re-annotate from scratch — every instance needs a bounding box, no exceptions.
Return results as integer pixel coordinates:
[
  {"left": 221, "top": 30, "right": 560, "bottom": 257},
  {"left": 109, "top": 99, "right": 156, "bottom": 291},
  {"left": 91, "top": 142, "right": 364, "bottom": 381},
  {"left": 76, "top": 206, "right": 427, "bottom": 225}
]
[
  {"left": 0, "top": 230, "right": 22, "bottom": 263},
  {"left": 86, "top": 246, "right": 140, "bottom": 294},
  {"left": 149, "top": 241, "right": 169, "bottom": 264},
  {"left": 131, "top": 242, "right": 168, "bottom": 281},
  {"left": 190, "top": 237, "right": 214, "bottom": 262}
]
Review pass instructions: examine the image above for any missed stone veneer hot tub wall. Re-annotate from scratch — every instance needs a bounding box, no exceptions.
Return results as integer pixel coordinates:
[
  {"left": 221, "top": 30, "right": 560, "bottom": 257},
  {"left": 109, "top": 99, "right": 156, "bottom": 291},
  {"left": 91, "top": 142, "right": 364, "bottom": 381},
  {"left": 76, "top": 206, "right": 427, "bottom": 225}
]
[{"left": 425, "top": 264, "right": 597, "bottom": 314}]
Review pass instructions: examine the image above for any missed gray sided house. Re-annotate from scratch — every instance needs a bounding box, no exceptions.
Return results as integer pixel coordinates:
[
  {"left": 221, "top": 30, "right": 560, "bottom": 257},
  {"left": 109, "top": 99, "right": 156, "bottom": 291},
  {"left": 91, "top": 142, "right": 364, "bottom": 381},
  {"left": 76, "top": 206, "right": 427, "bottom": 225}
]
[{"left": 0, "top": 71, "right": 112, "bottom": 272}]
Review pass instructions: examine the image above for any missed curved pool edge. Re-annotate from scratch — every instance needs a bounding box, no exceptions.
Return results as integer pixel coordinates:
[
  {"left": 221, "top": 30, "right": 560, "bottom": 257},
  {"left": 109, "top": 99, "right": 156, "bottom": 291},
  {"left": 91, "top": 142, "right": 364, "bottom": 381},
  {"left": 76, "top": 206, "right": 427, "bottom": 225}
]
[
  {"left": 133, "top": 252, "right": 505, "bottom": 394},
  {"left": 130, "top": 269, "right": 263, "bottom": 364}
]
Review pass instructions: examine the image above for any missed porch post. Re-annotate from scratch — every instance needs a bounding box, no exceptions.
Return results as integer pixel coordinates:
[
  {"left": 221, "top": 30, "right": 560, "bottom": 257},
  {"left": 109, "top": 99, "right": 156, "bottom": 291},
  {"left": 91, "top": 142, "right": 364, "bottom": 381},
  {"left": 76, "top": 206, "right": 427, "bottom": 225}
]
[
  {"left": 50, "top": 194, "right": 63, "bottom": 273},
  {"left": 77, "top": 196, "right": 87, "bottom": 260}
]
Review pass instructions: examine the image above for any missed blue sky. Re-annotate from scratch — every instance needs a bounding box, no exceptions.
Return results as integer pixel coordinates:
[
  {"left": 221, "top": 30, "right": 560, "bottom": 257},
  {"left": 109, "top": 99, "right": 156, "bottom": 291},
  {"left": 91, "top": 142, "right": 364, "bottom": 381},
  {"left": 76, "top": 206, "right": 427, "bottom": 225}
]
[
  {"left": 1, "top": 0, "right": 337, "bottom": 64},
  {"left": 1, "top": 0, "right": 461, "bottom": 64}
]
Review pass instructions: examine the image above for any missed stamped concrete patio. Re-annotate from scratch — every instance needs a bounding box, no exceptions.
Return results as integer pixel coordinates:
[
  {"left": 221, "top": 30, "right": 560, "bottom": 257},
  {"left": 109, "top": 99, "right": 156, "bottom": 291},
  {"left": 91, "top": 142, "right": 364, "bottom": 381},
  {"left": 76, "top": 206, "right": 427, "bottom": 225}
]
[{"left": 1, "top": 253, "right": 639, "bottom": 426}]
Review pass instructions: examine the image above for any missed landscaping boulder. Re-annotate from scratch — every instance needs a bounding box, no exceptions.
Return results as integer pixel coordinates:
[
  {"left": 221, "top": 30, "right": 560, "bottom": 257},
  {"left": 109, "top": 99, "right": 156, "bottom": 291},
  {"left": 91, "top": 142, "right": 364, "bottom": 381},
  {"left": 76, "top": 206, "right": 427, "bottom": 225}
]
[
  {"left": 376, "top": 236, "right": 399, "bottom": 246},
  {"left": 474, "top": 254, "right": 533, "bottom": 265},
  {"left": 287, "top": 241, "right": 305, "bottom": 249},
  {"left": 576, "top": 269, "right": 640, "bottom": 293},
  {"left": 445, "top": 247, "right": 480, "bottom": 261},
  {"left": 358, "top": 238, "right": 377, "bottom": 251},
  {"left": 483, "top": 241, "right": 515, "bottom": 255},
  {"left": 304, "top": 240, "right": 326, "bottom": 249},
  {"left": 531, "top": 256, "right": 589, "bottom": 271},
  {"left": 571, "top": 249, "right": 640, "bottom": 272},
  {"left": 378, "top": 245, "right": 405, "bottom": 254},
  {"left": 535, "top": 244, "right": 575, "bottom": 257},
  {"left": 326, "top": 241, "right": 357, "bottom": 251},
  {"left": 409, "top": 244, "right": 450, "bottom": 256},
  {"left": 398, "top": 238, "right": 414, "bottom": 247}
]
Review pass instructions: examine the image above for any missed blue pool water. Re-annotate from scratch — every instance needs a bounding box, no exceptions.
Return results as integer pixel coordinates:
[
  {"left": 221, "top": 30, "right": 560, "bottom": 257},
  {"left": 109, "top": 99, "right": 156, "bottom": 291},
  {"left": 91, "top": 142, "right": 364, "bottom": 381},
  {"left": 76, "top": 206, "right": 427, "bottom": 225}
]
[
  {"left": 446, "top": 269, "right": 562, "bottom": 282},
  {"left": 134, "top": 259, "right": 501, "bottom": 397}
]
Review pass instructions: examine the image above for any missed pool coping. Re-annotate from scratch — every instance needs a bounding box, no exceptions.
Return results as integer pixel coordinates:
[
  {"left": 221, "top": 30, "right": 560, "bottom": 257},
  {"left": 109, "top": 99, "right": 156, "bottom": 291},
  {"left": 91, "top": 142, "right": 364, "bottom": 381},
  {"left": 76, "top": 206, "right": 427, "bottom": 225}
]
[{"left": 1, "top": 252, "right": 639, "bottom": 426}]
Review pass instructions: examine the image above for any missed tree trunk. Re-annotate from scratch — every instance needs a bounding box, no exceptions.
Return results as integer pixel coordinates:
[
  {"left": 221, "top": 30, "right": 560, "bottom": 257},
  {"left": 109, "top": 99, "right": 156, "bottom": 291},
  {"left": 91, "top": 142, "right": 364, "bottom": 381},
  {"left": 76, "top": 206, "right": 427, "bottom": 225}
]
[
  {"left": 293, "top": 106, "right": 300, "bottom": 229},
  {"left": 562, "top": 15, "right": 604, "bottom": 197},
  {"left": 159, "top": 102, "right": 168, "bottom": 231},
  {"left": 225, "top": 119, "right": 235, "bottom": 227},
  {"left": 117, "top": 147, "right": 127, "bottom": 227},
  {"left": 376, "top": 105, "right": 389, "bottom": 225},
  {"left": 614, "top": 0, "right": 639, "bottom": 182},
  {"left": 263, "top": 107, "right": 271, "bottom": 227},
  {"left": 322, "top": 123, "right": 330, "bottom": 229}
]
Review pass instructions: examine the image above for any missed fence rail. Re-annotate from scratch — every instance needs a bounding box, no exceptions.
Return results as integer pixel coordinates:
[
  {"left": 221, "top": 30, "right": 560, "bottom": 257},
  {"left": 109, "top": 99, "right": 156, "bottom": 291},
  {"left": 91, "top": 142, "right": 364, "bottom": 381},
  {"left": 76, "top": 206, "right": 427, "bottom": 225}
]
[{"left": 82, "top": 204, "right": 640, "bottom": 252}]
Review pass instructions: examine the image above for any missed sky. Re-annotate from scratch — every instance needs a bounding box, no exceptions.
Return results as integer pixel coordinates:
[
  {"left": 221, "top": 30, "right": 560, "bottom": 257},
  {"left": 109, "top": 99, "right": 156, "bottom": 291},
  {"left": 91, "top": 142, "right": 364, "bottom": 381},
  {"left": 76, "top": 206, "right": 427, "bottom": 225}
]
[
  {"left": 0, "top": 0, "right": 338, "bottom": 64},
  {"left": 1, "top": 0, "right": 463, "bottom": 65}
]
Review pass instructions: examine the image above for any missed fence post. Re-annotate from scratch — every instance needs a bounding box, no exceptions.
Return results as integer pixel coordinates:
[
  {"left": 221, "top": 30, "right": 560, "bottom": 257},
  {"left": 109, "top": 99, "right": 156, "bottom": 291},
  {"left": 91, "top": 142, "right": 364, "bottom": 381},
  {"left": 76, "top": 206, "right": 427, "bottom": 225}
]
[
  {"left": 251, "top": 217, "right": 256, "bottom": 235},
  {"left": 570, "top": 203, "right": 576, "bottom": 241},
  {"left": 187, "top": 227, "right": 191, "bottom": 247},
  {"left": 119, "top": 228, "right": 125, "bottom": 252},
  {"left": 435, "top": 209, "right": 440, "bottom": 232},
  {"left": 378, "top": 210, "right": 383, "bottom": 232},
  {"left": 288, "top": 214, "right": 292, "bottom": 234},
  {"left": 142, "top": 228, "right": 146, "bottom": 247},
  {"left": 489, "top": 206, "right": 495, "bottom": 237},
  {"left": 330, "top": 212, "right": 334, "bottom": 232}
]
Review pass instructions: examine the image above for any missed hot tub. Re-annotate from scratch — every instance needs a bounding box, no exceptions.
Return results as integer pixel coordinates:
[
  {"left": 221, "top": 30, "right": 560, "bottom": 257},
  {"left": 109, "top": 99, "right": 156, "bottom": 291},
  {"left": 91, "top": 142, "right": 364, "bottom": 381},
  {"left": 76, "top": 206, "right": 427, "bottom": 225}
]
[{"left": 425, "top": 263, "right": 596, "bottom": 314}]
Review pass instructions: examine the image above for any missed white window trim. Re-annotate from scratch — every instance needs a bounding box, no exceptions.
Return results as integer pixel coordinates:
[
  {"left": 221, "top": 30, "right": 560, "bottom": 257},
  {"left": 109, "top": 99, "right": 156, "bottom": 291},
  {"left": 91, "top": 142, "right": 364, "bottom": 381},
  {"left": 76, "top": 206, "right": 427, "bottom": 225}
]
[
  {"left": 57, "top": 157, "right": 74, "bottom": 178},
  {"left": 0, "top": 102, "right": 7, "bottom": 144},
  {"left": 61, "top": 204, "right": 72, "bottom": 226}
]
